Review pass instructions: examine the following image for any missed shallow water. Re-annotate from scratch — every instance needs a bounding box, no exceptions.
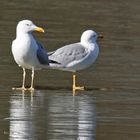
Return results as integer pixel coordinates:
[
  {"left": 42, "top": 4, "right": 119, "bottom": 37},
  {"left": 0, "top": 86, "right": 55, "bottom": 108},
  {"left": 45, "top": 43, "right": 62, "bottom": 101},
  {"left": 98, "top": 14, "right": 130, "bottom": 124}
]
[{"left": 0, "top": 0, "right": 140, "bottom": 140}]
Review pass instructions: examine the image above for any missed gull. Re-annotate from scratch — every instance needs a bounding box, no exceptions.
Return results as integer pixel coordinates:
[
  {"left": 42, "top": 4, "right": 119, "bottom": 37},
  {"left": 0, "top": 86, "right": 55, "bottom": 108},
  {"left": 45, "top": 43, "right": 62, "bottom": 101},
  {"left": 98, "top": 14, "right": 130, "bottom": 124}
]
[
  {"left": 12, "top": 20, "right": 50, "bottom": 91},
  {"left": 48, "top": 30, "right": 103, "bottom": 93}
]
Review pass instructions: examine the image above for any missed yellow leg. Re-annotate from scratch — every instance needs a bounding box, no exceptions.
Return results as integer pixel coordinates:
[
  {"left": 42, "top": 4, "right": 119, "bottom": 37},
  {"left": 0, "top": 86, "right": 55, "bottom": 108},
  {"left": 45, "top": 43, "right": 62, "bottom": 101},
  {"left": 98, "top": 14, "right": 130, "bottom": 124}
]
[
  {"left": 12, "top": 68, "right": 27, "bottom": 91},
  {"left": 72, "top": 73, "right": 84, "bottom": 94},
  {"left": 28, "top": 68, "right": 35, "bottom": 91}
]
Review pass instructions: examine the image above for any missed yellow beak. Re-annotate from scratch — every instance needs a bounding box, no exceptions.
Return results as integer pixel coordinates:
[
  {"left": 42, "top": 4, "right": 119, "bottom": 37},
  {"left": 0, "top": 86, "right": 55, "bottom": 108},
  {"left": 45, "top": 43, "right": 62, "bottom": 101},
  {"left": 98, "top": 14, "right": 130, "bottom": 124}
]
[{"left": 35, "top": 27, "right": 45, "bottom": 33}]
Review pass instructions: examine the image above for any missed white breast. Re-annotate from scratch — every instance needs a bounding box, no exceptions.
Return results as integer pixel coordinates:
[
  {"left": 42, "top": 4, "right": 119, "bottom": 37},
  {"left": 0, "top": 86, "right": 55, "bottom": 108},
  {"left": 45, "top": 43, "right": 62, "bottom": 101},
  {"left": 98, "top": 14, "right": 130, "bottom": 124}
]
[{"left": 12, "top": 35, "right": 39, "bottom": 69}]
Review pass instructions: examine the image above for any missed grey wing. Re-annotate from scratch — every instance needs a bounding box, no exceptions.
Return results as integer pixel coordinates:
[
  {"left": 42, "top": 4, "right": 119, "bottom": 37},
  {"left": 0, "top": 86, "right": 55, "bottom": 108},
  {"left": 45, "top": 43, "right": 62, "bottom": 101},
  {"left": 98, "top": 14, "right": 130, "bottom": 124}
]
[
  {"left": 48, "top": 51, "right": 55, "bottom": 56},
  {"left": 36, "top": 41, "right": 49, "bottom": 65},
  {"left": 49, "top": 43, "right": 88, "bottom": 66}
]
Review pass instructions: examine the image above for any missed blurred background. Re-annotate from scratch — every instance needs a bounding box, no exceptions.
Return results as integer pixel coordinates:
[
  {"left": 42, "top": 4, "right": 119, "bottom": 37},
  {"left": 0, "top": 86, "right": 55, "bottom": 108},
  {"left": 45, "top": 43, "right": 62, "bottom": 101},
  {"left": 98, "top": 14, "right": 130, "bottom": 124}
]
[{"left": 0, "top": 0, "right": 140, "bottom": 140}]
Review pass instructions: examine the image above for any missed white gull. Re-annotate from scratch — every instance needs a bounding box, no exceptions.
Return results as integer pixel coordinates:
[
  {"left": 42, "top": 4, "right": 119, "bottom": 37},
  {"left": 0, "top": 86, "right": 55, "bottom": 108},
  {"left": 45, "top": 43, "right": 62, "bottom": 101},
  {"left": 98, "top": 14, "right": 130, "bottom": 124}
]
[
  {"left": 12, "top": 20, "right": 50, "bottom": 91},
  {"left": 48, "top": 30, "right": 103, "bottom": 93}
]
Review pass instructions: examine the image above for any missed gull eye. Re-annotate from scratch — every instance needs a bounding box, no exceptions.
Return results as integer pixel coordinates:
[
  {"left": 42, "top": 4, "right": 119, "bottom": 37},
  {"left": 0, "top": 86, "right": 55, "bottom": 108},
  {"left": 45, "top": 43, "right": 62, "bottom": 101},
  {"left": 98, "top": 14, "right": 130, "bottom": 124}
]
[{"left": 26, "top": 23, "right": 30, "bottom": 26}]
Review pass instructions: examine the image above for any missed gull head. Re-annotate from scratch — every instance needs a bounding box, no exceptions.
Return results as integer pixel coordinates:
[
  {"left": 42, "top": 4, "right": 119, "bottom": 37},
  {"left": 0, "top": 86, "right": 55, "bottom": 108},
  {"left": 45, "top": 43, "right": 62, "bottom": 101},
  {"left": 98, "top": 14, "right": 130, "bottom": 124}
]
[
  {"left": 16, "top": 20, "right": 44, "bottom": 34},
  {"left": 80, "top": 30, "right": 98, "bottom": 45}
]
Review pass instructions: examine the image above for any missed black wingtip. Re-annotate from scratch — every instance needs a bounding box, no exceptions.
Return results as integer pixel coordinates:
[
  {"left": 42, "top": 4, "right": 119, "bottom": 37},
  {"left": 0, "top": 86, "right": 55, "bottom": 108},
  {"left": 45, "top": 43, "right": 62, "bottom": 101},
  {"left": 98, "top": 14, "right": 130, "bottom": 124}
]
[{"left": 49, "top": 60, "right": 61, "bottom": 64}]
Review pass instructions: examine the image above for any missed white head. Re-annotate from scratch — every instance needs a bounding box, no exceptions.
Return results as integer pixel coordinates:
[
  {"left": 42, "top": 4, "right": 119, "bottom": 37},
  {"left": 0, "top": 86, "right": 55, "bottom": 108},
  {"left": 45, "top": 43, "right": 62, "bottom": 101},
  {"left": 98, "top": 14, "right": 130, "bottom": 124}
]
[
  {"left": 16, "top": 20, "right": 44, "bottom": 35},
  {"left": 80, "top": 30, "right": 98, "bottom": 45}
]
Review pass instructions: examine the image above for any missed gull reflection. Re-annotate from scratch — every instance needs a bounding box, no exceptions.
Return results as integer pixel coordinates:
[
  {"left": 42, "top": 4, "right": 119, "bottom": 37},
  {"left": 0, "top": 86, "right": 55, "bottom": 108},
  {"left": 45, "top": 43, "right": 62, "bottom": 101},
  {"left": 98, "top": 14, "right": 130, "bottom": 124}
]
[
  {"left": 47, "top": 93, "right": 96, "bottom": 140},
  {"left": 77, "top": 96, "right": 96, "bottom": 140},
  {"left": 9, "top": 90, "right": 35, "bottom": 140},
  {"left": 9, "top": 90, "right": 96, "bottom": 140}
]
